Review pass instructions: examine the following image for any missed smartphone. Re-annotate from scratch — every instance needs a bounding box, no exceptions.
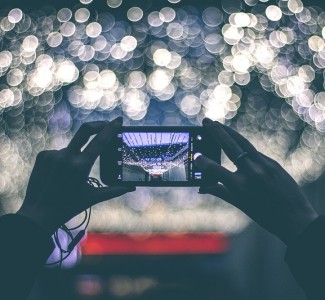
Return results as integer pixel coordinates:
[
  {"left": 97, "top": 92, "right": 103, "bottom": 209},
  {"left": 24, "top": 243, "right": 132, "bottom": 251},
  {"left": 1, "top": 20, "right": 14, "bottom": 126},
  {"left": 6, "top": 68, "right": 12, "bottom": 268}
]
[{"left": 100, "top": 126, "right": 221, "bottom": 186}]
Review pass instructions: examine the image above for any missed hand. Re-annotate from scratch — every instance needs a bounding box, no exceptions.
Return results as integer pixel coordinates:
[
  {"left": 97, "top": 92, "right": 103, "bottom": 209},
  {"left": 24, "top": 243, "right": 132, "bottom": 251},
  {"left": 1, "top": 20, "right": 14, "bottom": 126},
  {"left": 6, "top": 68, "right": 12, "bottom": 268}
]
[
  {"left": 17, "top": 117, "right": 135, "bottom": 234},
  {"left": 195, "top": 118, "right": 318, "bottom": 244}
]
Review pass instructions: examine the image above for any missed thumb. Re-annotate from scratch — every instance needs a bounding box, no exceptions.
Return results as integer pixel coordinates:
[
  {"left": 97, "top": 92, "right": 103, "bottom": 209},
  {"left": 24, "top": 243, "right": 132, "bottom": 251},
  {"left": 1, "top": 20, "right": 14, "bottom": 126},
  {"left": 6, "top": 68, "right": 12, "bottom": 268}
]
[
  {"left": 91, "top": 186, "right": 136, "bottom": 205},
  {"left": 194, "top": 154, "right": 234, "bottom": 186},
  {"left": 199, "top": 184, "right": 237, "bottom": 207}
]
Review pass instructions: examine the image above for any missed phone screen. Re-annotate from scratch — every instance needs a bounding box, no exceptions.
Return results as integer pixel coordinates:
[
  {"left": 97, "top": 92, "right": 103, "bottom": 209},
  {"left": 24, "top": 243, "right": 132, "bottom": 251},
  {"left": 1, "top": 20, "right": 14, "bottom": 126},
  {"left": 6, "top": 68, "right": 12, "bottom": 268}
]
[{"left": 100, "top": 126, "right": 220, "bottom": 186}]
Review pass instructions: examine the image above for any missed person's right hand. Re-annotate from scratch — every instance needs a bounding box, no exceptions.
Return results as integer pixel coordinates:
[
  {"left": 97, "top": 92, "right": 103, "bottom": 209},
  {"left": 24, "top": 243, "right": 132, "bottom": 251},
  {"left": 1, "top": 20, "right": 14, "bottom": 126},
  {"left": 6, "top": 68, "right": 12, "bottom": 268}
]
[
  {"left": 17, "top": 117, "right": 135, "bottom": 235},
  {"left": 195, "top": 118, "right": 319, "bottom": 245}
]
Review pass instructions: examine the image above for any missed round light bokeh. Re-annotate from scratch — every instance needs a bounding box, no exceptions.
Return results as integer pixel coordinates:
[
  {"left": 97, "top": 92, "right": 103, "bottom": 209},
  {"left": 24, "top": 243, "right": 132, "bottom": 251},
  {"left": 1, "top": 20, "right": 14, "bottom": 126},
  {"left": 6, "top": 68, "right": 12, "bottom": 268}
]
[{"left": 0, "top": 0, "right": 324, "bottom": 234}]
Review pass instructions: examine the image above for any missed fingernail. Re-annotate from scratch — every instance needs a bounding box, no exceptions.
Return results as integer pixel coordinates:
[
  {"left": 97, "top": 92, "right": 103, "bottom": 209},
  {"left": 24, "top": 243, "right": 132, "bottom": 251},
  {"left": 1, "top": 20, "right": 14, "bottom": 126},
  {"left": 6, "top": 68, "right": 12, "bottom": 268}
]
[
  {"left": 193, "top": 154, "right": 208, "bottom": 171},
  {"left": 193, "top": 152, "right": 202, "bottom": 160}
]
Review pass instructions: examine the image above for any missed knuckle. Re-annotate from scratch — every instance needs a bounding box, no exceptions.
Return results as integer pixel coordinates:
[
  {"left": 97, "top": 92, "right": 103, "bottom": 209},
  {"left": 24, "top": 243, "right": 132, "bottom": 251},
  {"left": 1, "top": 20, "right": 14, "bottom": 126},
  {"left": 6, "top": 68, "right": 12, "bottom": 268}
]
[
  {"left": 250, "top": 165, "right": 267, "bottom": 179},
  {"left": 36, "top": 151, "right": 47, "bottom": 161},
  {"left": 54, "top": 149, "right": 69, "bottom": 164},
  {"left": 36, "top": 150, "right": 56, "bottom": 161},
  {"left": 70, "top": 156, "right": 83, "bottom": 168},
  {"left": 261, "top": 155, "right": 283, "bottom": 174},
  {"left": 66, "top": 156, "right": 87, "bottom": 173},
  {"left": 49, "top": 149, "right": 85, "bottom": 170},
  {"left": 79, "top": 122, "right": 90, "bottom": 133}
]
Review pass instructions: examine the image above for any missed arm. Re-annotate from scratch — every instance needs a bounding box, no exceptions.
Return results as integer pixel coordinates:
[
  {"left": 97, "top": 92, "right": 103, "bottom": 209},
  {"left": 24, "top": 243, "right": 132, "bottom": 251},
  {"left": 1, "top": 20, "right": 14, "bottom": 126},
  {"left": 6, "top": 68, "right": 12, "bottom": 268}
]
[
  {"left": 285, "top": 216, "right": 325, "bottom": 300},
  {"left": 195, "top": 118, "right": 320, "bottom": 298},
  {"left": 0, "top": 117, "right": 135, "bottom": 300},
  {"left": 0, "top": 214, "right": 54, "bottom": 300}
]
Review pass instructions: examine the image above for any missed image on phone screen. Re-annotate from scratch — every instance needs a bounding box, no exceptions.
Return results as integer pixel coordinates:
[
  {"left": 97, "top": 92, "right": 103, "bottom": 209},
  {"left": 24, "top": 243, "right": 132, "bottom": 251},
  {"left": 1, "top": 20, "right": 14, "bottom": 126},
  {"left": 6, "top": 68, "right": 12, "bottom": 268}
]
[
  {"left": 100, "top": 126, "right": 220, "bottom": 186},
  {"left": 121, "top": 132, "right": 189, "bottom": 182}
]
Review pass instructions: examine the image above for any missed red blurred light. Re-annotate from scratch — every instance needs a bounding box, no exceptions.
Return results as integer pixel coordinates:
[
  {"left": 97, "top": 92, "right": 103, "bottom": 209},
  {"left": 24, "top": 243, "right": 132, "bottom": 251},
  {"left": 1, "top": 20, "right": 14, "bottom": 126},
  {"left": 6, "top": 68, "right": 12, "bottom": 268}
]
[{"left": 81, "top": 232, "right": 229, "bottom": 255}]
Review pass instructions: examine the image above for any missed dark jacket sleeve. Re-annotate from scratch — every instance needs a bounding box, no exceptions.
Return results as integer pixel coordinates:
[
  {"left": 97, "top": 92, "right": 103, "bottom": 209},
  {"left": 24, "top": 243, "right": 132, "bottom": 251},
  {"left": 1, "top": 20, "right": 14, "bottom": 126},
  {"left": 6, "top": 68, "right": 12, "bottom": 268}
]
[
  {"left": 285, "top": 215, "right": 325, "bottom": 300},
  {"left": 0, "top": 214, "right": 54, "bottom": 300}
]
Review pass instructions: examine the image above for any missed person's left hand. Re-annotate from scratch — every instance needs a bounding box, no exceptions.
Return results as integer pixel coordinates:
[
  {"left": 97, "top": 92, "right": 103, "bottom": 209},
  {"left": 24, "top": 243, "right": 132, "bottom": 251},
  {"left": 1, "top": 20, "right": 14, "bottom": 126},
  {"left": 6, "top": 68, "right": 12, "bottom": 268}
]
[
  {"left": 195, "top": 118, "right": 318, "bottom": 244},
  {"left": 17, "top": 117, "right": 135, "bottom": 234}
]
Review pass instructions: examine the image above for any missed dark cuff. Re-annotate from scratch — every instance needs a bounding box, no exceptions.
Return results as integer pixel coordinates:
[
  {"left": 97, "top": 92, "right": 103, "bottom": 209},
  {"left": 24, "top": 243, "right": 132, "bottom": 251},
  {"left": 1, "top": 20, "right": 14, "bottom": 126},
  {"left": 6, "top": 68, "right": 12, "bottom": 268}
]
[
  {"left": 285, "top": 215, "right": 325, "bottom": 299},
  {"left": 0, "top": 213, "right": 55, "bottom": 256},
  {"left": 0, "top": 213, "right": 55, "bottom": 299}
]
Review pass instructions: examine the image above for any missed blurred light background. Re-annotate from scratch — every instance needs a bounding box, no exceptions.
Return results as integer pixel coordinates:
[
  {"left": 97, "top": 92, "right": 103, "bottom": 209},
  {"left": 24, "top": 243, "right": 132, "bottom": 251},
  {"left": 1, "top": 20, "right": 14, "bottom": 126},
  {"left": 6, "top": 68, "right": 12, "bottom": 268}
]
[{"left": 0, "top": 0, "right": 325, "bottom": 299}]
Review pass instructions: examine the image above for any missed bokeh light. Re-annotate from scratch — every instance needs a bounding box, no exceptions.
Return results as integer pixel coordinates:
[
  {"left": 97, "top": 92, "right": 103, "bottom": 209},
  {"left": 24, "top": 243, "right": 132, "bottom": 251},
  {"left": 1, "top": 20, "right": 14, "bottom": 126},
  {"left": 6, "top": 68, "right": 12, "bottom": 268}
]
[{"left": 0, "top": 0, "right": 324, "bottom": 234}]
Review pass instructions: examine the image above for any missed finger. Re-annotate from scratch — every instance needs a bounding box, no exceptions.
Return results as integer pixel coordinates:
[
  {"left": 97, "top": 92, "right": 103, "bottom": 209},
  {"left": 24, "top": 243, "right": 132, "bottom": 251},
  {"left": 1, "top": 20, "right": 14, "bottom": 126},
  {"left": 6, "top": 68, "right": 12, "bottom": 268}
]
[
  {"left": 220, "top": 124, "right": 258, "bottom": 154},
  {"left": 199, "top": 184, "right": 236, "bottom": 205},
  {"left": 26, "top": 150, "right": 58, "bottom": 194},
  {"left": 194, "top": 154, "right": 236, "bottom": 187},
  {"left": 202, "top": 118, "right": 245, "bottom": 163},
  {"left": 82, "top": 117, "right": 123, "bottom": 164},
  {"left": 91, "top": 186, "right": 136, "bottom": 204},
  {"left": 256, "top": 151, "right": 285, "bottom": 170},
  {"left": 219, "top": 124, "right": 267, "bottom": 167},
  {"left": 67, "top": 121, "right": 107, "bottom": 152}
]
